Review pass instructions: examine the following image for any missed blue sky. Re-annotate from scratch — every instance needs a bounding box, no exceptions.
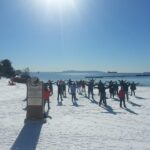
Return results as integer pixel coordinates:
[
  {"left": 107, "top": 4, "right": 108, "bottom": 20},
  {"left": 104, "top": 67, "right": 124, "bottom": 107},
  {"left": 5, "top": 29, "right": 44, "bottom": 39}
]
[{"left": 0, "top": 0, "right": 150, "bottom": 72}]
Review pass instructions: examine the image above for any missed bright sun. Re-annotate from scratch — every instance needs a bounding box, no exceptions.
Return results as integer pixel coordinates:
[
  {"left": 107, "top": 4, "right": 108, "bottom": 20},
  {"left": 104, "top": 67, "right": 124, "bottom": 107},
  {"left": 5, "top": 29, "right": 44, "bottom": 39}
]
[
  {"left": 46, "top": 0, "right": 75, "bottom": 6},
  {"left": 29, "top": 0, "right": 78, "bottom": 23},
  {"left": 35, "top": 0, "right": 76, "bottom": 10}
]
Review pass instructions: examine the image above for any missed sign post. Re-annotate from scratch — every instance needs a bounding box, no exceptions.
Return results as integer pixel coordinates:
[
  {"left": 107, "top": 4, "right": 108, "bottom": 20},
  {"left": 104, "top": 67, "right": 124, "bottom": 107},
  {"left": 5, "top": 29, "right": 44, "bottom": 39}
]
[{"left": 26, "top": 77, "right": 44, "bottom": 121}]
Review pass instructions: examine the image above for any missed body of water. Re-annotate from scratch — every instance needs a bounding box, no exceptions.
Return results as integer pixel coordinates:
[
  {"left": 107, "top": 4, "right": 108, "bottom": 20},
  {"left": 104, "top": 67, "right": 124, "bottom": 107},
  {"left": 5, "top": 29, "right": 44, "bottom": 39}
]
[{"left": 30, "top": 72, "right": 150, "bottom": 86}]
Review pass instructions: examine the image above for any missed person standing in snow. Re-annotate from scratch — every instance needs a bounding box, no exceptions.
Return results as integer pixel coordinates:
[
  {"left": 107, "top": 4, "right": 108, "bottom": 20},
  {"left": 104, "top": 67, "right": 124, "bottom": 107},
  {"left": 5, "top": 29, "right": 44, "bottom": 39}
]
[
  {"left": 43, "top": 86, "right": 51, "bottom": 110},
  {"left": 71, "top": 82, "right": 77, "bottom": 105},
  {"left": 118, "top": 86, "right": 126, "bottom": 108},
  {"left": 97, "top": 80, "right": 103, "bottom": 96},
  {"left": 68, "top": 79, "right": 72, "bottom": 94},
  {"left": 114, "top": 81, "right": 119, "bottom": 95},
  {"left": 57, "top": 80, "right": 64, "bottom": 104},
  {"left": 108, "top": 81, "right": 115, "bottom": 98},
  {"left": 123, "top": 82, "right": 130, "bottom": 101},
  {"left": 62, "top": 81, "right": 67, "bottom": 98},
  {"left": 81, "top": 80, "right": 86, "bottom": 96},
  {"left": 86, "top": 79, "right": 95, "bottom": 100},
  {"left": 47, "top": 80, "right": 54, "bottom": 96},
  {"left": 76, "top": 80, "right": 82, "bottom": 94},
  {"left": 97, "top": 82, "right": 108, "bottom": 106},
  {"left": 130, "top": 82, "right": 136, "bottom": 96}
]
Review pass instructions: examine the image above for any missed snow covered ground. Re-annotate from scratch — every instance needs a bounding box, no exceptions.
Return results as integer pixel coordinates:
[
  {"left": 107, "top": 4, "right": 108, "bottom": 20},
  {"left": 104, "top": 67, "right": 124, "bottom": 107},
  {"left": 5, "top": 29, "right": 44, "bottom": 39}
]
[{"left": 0, "top": 78, "right": 150, "bottom": 150}]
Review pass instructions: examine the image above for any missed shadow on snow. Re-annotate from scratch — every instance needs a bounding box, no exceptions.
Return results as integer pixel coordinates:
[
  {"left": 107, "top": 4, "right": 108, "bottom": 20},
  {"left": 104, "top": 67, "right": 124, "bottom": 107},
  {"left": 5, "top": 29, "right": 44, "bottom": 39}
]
[
  {"left": 113, "top": 98, "right": 120, "bottom": 102},
  {"left": 128, "top": 100, "right": 142, "bottom": 107},
  {"left": 90, "top": 99, "right": 99, "bottom": 105},
  {"left": 85, "top": 97, "right": 99, "bottom": 105},
  {"left": 71, "top": 101, "right": 84, "bottom": 107},
  {"left": 135, "top": 96, "right": 146, "bottom": 100},
  {"left": 101, "top": 105, "right": 122, "bottom": 115},
  {"left": 57, "top": 101, "right": 66, "bottom": 106},
  {"left": 10, "top": 121, "right": 43, "bottom": 150},
  {"left": 124, "top": 107, "right": 138, "bottom": 115}
]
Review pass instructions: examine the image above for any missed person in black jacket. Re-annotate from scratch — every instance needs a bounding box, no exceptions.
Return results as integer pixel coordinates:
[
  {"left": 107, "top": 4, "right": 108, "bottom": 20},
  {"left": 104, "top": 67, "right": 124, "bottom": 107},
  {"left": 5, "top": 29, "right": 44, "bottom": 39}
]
[
  {"left": 130, "top": 82, "right": 136, "bottom": 96},
  {"left": 47, "top": 80, "right": 53, "bottom": 95},
  {"left": 57, "top": 80, "right": 64, "bottom": 104},
  {"left": 99, "top": 83, "right": 108, "bottom": 106},
  {"left": 81, "top": 80, "right": 86, "bottom": 96},
  {"left": 123, "top": 82, "right": 130, "bottom": 101},
  {"left": 68, "top": 79, "right": 72, "bottom": 94},
  {"left": 95, "top": 81, "right": 108, "bottom": 106},
  {"left": 108, "top": 81, "right": 115, "bottom": 98},
  {"left": 86, "top": 79, "right": 95, "bottom": 100}
]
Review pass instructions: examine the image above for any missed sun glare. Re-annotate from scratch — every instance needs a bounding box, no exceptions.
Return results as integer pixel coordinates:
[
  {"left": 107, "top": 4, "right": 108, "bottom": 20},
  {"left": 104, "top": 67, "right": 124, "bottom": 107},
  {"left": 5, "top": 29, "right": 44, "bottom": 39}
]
[
  {"left": 49, "top": 0, "right": 73, "bottom": 6},
  {"left": 28, "top": 0, "right": 79, "bottom": 26},
  {"left": 29, "top": 0, "right": 78, "bottom": 21},
  {"left": 35, "top": 0, "right": 76, "bottom": 11}
]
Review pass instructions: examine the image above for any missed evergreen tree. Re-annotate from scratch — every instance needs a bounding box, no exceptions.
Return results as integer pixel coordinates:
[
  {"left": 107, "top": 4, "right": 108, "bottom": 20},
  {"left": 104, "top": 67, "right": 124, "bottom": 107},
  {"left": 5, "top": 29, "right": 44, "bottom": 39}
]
[{"left": 0, "top": 59, "right": 15, "bottom": 77}]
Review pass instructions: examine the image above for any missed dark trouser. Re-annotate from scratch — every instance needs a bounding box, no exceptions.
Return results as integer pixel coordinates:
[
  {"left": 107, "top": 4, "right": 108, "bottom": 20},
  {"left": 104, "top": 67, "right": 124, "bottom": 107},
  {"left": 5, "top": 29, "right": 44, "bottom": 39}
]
[
  {"left": 99, "top": 93, "right": 107, "bottom": 106},
  {"left": 110, "top": 91, "right": 114, "bottom": 98},
  {"left": 57, "top": 92, "right": 63, "bottom": 103},
  {"left": 120, "top": 98, "right": 126, "bottom": 108},
  {"left": 88, "top": 89, "right": 94, "bottom": 99},
  {"left": 131, "top": 90, "right": 135, "bottom": 96},
  {"left": 125, "top": 91, "right": 129, "bottom": 100},
  {"left": 72, "top": 93, "right": 76, "bottom": 104}
]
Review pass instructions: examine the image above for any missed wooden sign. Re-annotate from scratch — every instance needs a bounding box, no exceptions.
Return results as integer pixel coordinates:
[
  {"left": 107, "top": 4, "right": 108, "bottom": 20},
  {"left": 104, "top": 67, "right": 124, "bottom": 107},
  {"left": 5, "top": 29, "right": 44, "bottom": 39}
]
[
  {"left": 27, "top": 78, "right": 43, "bottom": 106},
  {"left": 26, "top": 77, "right": 44, "bottom": 121}
]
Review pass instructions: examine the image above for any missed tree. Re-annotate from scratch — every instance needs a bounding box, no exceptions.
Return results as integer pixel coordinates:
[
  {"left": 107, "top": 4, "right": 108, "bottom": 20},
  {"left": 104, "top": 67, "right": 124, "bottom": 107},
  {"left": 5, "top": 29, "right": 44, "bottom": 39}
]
[
  {"left": 0, "top": 59, "right": 15, "bottom": 77},
  {"left": 15, "top": 69, "right": 22, "bottom": 76},
  {"left": 21, "top": 67, "right": 30, "bottom": 79}
]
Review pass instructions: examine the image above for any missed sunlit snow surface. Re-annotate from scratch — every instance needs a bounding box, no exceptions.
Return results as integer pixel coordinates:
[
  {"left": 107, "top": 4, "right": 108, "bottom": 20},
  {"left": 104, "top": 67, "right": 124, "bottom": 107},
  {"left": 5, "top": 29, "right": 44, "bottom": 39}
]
[{"left": 0, "top": 78, "right": 150, "bottom": 150}]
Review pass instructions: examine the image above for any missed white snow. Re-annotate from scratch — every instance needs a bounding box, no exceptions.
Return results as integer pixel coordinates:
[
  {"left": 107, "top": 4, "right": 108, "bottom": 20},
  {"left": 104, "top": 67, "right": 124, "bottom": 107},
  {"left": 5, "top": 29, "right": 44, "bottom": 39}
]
[{"left": 0, "top": 78, "right": 150, "bottom": 150}]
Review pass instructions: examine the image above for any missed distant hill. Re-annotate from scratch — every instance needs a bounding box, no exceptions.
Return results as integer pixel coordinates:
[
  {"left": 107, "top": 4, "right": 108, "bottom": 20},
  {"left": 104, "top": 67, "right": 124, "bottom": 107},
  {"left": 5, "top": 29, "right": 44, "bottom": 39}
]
[{"left": 62, "top": 70, "right": 105, "bottom": 74}]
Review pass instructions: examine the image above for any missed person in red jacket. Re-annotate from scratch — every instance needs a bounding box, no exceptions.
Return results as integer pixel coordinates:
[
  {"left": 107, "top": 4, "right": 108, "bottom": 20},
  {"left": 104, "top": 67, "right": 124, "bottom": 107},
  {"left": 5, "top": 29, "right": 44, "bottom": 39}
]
[
  {"left": 43, "top": 86, "right": 50, "bottom": 110},
  {"left": 118, "top": 86, "right": 126, "bottom": 108}
]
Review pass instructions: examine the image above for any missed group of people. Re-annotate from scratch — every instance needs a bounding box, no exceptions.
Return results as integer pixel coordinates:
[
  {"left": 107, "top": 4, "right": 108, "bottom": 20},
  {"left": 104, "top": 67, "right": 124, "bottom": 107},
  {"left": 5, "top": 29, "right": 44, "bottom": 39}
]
[{"left": 42, "top": 79, "right": 137, "bottom": 112}]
